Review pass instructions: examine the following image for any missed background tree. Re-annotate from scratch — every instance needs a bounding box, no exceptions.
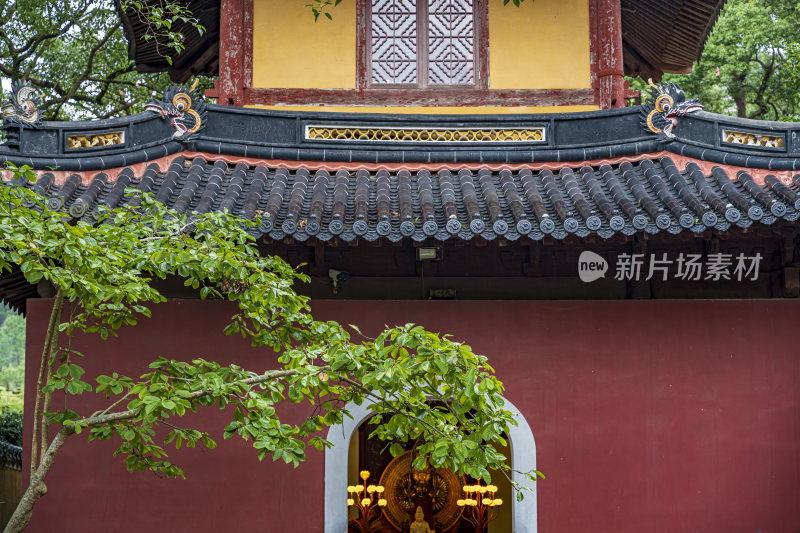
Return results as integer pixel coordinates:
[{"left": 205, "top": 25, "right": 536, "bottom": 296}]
[
  {"left": 0, "top": 310, "right": 25, "bottom": 396},
  {"left": 628, "top": 0, "right": 800, "bottom": 121},
  {"left": 785, "top": 42, "right": 800, "bottom": 121},
  {"left": 0, "top": 172, "right": 539, "bottom": 533},
  {"left": 0, "top": 0, "right": 205, "bottom": 120},
  {"left": 0, "top": 303, "right": 25, "bottom": 410}
]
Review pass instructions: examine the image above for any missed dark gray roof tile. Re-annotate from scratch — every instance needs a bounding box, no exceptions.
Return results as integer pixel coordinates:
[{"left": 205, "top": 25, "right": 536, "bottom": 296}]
[{"left": 20, "top": 156, "right": 800, "bottom": 244}]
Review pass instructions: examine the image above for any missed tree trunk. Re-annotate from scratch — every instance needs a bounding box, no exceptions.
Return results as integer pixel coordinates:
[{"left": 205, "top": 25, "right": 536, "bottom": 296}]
[
  {"left": 731, "top": 75, "right": 747, "bottom": 118},
  {"left": 29, "top": 289, "right": 63, "bottom": 479},
  {"left": 5, "top": 428, "right": 72, "bottom": 533}
]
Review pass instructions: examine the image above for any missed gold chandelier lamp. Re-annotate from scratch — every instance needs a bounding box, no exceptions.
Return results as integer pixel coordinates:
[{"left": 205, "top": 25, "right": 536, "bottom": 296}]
[
  {"left": 347, "top": 470, "right": 387, "bottom": 533},
  {"left": 457, "top": 482, "right": 503, "bottom": 532}
]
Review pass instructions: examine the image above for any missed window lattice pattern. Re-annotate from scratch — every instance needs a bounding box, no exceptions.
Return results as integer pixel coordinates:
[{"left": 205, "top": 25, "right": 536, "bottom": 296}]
[
  {"left": 306, "top": 126, "right": 545, "bottom": 143},
  {"left": 427, "top": 0, "right": 475, "bottom": 85},
  {"left": 371, "top": 0, "right": 418, "bottom": 84}
]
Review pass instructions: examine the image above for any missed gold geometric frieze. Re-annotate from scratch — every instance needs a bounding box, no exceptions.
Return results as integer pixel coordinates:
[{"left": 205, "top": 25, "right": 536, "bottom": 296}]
[
  {"left": 305, "top": 125, "right": 545, "bottom": 143},
  {"left": 67, "top": 131, "right": 124, "bottom": 149},
  {"left": 721, "top": 129, "right": 783, "bottom": 148}
]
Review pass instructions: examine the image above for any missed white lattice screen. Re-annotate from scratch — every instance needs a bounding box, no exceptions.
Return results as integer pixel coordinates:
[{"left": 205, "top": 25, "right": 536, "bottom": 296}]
[
  {"left": 370, "top": 0, "right": 475, "bottom": 86},
  {"left": 371, "top": 0, "right": 419, "bottom": 84},
  {"left": 427, "top": 0, "right": 475, "bottom": 84}
]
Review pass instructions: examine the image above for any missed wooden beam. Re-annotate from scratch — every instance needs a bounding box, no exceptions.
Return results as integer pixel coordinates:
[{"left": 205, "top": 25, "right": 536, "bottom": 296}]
[{"left": 243, "top": 88, "right": 595, "bottom": 107}]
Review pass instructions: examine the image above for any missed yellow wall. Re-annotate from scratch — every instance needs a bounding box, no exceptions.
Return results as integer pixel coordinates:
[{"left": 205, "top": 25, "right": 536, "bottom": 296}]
[
  {"left": 252, "top": 0, "right": 356, "bottom": 89},
  {"left": 487, "top": 439, "right": 512, "bottom": 533},
  {"left": 251, "top": 0, "right": 593, "bottom": 108},
  {"left": 489, "top": 0, "right": 591, "bottom": 89}
]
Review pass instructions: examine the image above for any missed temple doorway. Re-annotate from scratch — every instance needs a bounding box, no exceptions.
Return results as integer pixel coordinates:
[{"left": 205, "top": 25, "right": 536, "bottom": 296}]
[
  {"left": 324, "top": 396, "right": 537, "bottom": 533},
  {"left": 345, "top": 418, "right": 513, "bottom": 533}
]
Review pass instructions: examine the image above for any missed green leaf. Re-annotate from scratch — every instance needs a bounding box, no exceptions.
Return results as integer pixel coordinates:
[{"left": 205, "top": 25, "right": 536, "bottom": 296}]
[{"left": 69, "top": 364, "right": 85, "bottom": 380}]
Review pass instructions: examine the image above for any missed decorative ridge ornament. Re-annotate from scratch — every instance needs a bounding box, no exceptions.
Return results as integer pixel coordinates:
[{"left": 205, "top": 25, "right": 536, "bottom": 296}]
[
  {"left": 641, "top": 79, "right": 702, "bottom": 140},
  {"left": 144, "top": 80, "right": 207, "bottom": 140},
  {"left": 2, "top": 80, "right": 43, "bottom": 127}
]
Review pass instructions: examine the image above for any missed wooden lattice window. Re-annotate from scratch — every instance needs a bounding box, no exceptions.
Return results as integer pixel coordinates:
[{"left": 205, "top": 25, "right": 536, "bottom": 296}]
[{"left": 360, "top": 0, "right": 488, "bottom": 90}]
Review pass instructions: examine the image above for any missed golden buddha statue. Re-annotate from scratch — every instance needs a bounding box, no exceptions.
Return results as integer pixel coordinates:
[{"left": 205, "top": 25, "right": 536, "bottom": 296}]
[{"left": 409, "top": 506, "right": 434, "bottom": 533}]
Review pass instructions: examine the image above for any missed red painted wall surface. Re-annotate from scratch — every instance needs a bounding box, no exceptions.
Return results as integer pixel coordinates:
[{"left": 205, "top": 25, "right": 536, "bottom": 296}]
[{"left": 23, "top": 299, "right": 800, "bottom": 533}]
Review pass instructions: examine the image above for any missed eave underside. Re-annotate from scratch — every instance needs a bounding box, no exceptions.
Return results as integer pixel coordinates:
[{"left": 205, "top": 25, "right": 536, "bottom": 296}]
[
  {"left": 621, "top": 0, "right": 726, "bottom": 79},
  {"left": 117, "top": 0, "right": 219, "bottom": 82}
]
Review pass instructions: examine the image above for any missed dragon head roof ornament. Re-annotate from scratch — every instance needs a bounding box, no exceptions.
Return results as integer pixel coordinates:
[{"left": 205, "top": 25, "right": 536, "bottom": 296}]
[
  {"left": 2, "top": 80, "right": 43, "bottom": 127},
  {"left": 641, "top": 79, "right": 703, "bottom": 140},
  {"left": 145, "top": 80, "right": 207, "bottom": 139}
]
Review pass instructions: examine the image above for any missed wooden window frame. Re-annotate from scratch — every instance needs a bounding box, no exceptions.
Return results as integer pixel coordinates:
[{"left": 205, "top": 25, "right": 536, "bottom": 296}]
[{"left": 358, "top": 0, "right": 489, "bottom": 91}]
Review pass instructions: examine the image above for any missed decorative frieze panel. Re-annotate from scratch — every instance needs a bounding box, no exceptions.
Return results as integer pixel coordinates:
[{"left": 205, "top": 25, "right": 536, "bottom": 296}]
[
  {"left": 66, "top": 131, "right": 124, "bottom": 149},
  {"left": 305, "top": 125, "right": 545, "bottom": 143},
  {"left": 427, "top": 0, "right": 475, "bottom": 85},
  {"left": 722, "top": 129, "right": 784, "bottom": 149},
  {"left": 371, "top": 0, "right": 418, "bottom": 84}
]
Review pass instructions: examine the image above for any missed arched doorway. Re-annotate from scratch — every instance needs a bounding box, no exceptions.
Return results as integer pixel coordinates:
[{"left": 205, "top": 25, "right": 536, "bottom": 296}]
[{"left": 324, "top": 397, "right": 537, "bottom": 533}]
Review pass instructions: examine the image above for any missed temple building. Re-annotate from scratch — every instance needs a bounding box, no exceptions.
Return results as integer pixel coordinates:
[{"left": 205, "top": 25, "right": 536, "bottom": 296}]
[{"left": 2, "top": 0, "right": 799, "bottom": 531}]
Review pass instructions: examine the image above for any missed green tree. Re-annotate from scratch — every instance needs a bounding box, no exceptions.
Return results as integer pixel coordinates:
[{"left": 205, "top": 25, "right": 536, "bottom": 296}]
[
  {"left": 0, "top": 169, "right": 540, "bottom": 533},
  {"left": 785, "top": 42, "right": 800, "bottom": 121},
  {"left": 0, "top": 311, "right": 26, "bottom": 400},
  {"left": 0, "top": 0, "right": 204, "bottom": 121},
  {"left": 0, "top": 314, "right": 25, "bottom": 370},
  {"left": 628, "top": 0, "right": 800, "bottom": 120}
]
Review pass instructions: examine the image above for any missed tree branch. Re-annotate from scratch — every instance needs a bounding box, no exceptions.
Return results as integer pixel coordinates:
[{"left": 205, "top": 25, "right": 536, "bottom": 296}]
[
  {"left": 336, "top": 374, "right": 448, "bottom": 439},
  {"left": 79, "top": 367, "right": 310, "bottom": 428},
  {"left": 29, "top": 288, "right": 63, "bottom": 479},
  {"left": 51, "top": 19, "right": 123, "bottom": 119}
]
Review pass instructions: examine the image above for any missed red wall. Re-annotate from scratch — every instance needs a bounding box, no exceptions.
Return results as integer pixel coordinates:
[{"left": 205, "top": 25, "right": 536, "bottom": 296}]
[{"left": 23, "top": 299, "right": 800, "bottom": 533}]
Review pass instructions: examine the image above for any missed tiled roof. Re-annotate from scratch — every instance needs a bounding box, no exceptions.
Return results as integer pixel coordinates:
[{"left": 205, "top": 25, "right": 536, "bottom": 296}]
[
  {"left": 21, "top": 155, "right": 800, "bottom": 244},
  {"left": 0, "top": 440, "right": 22, "bottom": 471}
]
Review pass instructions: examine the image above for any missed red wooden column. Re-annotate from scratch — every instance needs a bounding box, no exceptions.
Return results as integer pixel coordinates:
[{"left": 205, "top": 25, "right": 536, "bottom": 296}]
[
  {"left": 212, "top": 0, "right": 253, "bottom": 106},
  {"left": 594, "top": 0, "right": 625, "bottom": 109}
]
